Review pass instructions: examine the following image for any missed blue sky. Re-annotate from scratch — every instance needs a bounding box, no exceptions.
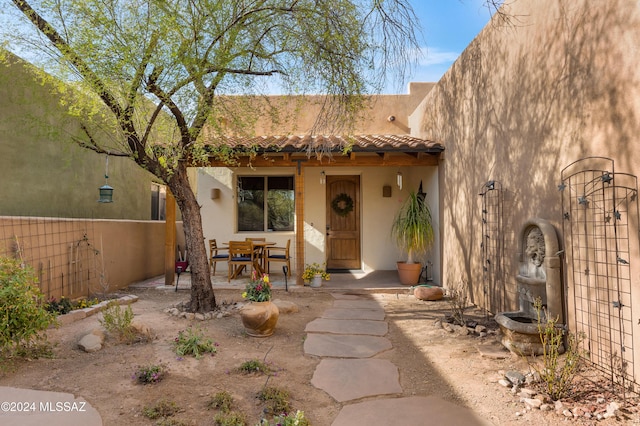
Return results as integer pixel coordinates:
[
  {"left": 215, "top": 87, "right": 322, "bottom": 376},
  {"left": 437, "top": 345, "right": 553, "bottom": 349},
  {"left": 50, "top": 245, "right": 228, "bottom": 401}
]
[{"left": 401, "top": 0, "right": 497, "bottom": 87}]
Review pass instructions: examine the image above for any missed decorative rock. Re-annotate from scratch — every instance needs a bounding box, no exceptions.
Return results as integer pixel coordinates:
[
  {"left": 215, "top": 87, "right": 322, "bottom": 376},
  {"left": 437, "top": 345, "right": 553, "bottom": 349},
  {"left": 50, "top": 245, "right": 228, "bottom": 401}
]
[
  {"left": 505, "top": 371, "right": 525, "bottom": 387},
  {"left": 498, "top": 379, "right": 511, "bottom": 388},
  {"left": 518, "top": 388, "right": 536, "bottom": 398},
  {"left": 523, "top": 398, "right": 542, "bottom": 409},
  {"left": 78, "top": 329, "right": 104, "bottom": 353},
  {"left": 185, "top": 313, "right": 195, "bottom": 320},
  {"left": 413, "top": 286, "right": 444, "bottom": 301},
  {"left": 475, "top": 325, "right": 487, "bottom": 334},
  {"left": 273, "top": 299, "right": 299, "bottom": 314},
  {"left": 195, "top": 313, "right": 205, "bottom": 321},
  {"left": 540, "top": 404, "right": 552, "bottom": 412},
  {"left": 554, "top": 400, "right": 564, "bottom": 412},
  {"left": 130, "top": 320, "right": 153, "bottom": 340},
  {"left": 563, "top": 409, "right": 573, "bottom": 418}
]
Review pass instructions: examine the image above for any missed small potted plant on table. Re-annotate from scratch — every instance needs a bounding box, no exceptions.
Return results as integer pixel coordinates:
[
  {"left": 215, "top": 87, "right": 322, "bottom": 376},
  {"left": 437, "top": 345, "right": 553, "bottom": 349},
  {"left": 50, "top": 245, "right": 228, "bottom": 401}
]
[{"left": 302, "top": 263, "right": 330, "bottom": 288}]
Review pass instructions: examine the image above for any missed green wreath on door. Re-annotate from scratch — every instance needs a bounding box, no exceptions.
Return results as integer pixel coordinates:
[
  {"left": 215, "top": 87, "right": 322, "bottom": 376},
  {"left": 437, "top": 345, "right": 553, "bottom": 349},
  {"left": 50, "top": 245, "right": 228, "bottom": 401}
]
[{"left": 331, "top": 193, "right": 354, "bottom": 217}]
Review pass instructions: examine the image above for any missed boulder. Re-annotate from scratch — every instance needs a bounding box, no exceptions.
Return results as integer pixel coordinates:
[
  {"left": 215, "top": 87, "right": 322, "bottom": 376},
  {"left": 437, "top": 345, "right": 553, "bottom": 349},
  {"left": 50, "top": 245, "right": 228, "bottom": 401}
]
[
  {"left": 413, "top": 285, "right": 444, "bottom": 301},
  {"left": 78, "top": 329, "right": 105, "bottom": 353},
  {"left": 273, "top": 299, "right": 299, "bottom": 314}
]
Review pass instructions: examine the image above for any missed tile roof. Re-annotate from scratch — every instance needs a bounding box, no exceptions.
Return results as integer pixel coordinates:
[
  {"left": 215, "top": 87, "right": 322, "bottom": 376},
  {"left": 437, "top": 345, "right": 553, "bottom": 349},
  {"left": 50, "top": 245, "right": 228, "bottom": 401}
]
[{"left": 207, "top": 134, "right": 444, "bottom": 153}]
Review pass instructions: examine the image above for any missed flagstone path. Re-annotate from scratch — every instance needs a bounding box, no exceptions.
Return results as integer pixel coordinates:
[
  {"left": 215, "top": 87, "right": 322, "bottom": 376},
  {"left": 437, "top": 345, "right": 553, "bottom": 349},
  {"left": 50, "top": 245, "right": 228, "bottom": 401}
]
[{"left": 304, "top": 293, "right": 492, "bottom": 426}]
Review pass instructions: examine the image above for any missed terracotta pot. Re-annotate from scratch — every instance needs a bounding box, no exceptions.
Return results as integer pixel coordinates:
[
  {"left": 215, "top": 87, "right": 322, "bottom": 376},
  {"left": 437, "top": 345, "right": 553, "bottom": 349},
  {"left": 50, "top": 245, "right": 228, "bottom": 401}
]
[
  {"left": 397, "top": 261, "right": 422, "bottom": 286},
  {"left": 240, "top": 301, "right": 279, "bottom": 337}
]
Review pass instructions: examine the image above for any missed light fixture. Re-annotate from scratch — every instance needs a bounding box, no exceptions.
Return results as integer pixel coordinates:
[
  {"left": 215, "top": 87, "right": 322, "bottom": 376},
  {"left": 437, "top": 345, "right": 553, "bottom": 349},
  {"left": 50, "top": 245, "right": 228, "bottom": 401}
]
[
  {"left": 397, "top": 171, "right": 403, "bottom": 190},
  {"left": 98, "top": 154, "right": 114, "bottom": 203},
  {"left": 320, "top": 170, "right": 326, "bottom": 185}
]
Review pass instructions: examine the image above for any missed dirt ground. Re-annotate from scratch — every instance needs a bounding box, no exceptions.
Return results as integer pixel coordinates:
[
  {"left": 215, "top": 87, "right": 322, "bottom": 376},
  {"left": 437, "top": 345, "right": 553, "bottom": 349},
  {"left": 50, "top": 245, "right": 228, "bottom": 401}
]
[{"left": 0, "top": 286, "right": 638, "bottom": 426}]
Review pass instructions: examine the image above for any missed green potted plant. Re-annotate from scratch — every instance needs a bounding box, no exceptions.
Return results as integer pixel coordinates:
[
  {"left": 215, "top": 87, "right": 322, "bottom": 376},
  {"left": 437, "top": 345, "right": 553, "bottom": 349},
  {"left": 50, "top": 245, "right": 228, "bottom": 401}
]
[
  {"left": 302, "top": 263, "right": 330, "bottom": 288},
  {"left": 391, "top": 190, "right": 435, "bottom": 285}
]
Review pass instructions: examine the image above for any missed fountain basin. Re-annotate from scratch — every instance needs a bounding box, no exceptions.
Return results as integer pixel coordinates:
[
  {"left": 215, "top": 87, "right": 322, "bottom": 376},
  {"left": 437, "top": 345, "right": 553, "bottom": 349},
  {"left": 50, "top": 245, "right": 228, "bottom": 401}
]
[{"left": 495, "top": 311, "right": 564, "bottom": 356}]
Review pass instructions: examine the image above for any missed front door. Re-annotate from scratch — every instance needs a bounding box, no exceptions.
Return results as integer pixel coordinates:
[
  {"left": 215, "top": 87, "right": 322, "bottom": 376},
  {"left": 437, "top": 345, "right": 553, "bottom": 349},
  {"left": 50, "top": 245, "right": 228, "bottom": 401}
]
[{"left": 326, "top": 175, "right": 361, "bottom": 270}]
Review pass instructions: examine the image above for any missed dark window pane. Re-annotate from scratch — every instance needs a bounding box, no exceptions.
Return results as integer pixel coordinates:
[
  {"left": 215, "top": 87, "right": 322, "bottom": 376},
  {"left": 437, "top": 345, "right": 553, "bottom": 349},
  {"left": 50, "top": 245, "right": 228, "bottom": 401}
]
[
  {"left": 238, "top": 177, "right": 264, "bottom": 231},
  {"left": 267, "top": 177, "right": 294, "bottom": 231}
]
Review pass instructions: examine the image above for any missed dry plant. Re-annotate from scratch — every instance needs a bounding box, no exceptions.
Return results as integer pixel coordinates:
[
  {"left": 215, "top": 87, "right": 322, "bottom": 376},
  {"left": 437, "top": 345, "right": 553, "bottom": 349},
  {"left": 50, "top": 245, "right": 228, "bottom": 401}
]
[{"left": 446, "top": 279, "right": 469, "bottom": 326}]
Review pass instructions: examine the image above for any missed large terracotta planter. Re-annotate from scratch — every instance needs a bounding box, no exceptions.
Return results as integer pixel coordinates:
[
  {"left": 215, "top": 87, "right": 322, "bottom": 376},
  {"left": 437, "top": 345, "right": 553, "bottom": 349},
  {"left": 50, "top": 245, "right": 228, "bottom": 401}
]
[
  {"left": 397, "top": 261, "right": 422, "bottom": 286},
  {"left": 240, "top": 301, "right": 279, "bottom": 337}
]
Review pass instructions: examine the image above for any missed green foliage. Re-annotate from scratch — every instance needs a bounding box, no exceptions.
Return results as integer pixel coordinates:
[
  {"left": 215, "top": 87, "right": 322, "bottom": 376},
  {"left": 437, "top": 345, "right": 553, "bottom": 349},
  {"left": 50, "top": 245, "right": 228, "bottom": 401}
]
[
  {"left": 238, "top": 359, "right": 271, "bottom": 375},
  {"left": 99, "top": 302, "right": 135, "bottom": 343},
  {"left": 142, "top": 399, "right": 181, "bottom": 420},
  {"left": 259, "top": 410, "right": 310, "bottom": 426},
  {"left": 213, "top": 411, "right": 246, "bottom": 426},
  {"left": 257, "top": 386, "right": 291, "bottom": 416},
  {"left": 46, "top": 296, "right": 99, "bottom": 315},
  {"left": 208, "top": 391, "right": 235, "bottom": 413},
  {"left": 301, "top": 263, "right": 330, "bottom": 283},
  {"left": 173, "top": 327, "right": 217, "bottom": 359},
  {"left": 531, "top": 298, "right": 584, "bottom": 401},
  {"left": 132, "top": 363, "right": 167, "bottom": 384},
  {"left": 391, "top": 191, "right": 434, "bottom": 264},
  {"left": 0, "top": 257, "right": 55, "bottom": 356}
]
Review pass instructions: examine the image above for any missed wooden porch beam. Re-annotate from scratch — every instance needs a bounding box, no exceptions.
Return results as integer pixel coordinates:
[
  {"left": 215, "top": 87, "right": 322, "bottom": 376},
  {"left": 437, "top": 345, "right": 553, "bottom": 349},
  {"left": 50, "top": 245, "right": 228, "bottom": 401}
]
[
  {"left": 294, "top": 165, "right": 305, "bottom": 286},
  {"left": 164, "top": 190, "right": 176, "bottom": 286},
  {"left": 207, "top": 153, "right": 440, "bottom": 168}
]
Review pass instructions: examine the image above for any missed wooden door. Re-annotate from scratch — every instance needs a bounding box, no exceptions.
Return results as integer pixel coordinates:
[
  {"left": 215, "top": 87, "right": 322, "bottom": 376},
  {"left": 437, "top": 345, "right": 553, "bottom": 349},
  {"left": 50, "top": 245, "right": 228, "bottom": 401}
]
[{"left": 326, "top": 175, "right": 361, "bottom": 270}]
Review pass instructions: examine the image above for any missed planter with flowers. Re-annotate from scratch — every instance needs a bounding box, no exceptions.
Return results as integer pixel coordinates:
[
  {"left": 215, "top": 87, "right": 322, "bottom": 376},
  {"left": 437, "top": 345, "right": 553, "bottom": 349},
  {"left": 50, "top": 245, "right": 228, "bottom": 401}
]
[
  {"left": 302, "top": 263, "right": 330, "bottom": 288},
  {"left": 240, "top": 272, "right": 279, "bottom": 337}
]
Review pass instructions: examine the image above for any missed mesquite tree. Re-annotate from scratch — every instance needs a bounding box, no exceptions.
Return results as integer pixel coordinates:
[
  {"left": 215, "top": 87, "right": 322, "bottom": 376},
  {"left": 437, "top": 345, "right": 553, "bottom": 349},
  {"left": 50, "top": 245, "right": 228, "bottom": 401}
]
[{"left": 2, "top": 0, "right": 420, "bottom": 312}]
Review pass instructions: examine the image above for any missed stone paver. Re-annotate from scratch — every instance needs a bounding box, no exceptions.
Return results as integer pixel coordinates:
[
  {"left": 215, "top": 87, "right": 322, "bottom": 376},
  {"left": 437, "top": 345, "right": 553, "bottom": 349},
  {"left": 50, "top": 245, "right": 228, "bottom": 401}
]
[
  {"left": 331, "top": 396, "right": 493, "bottom": 426},
  {"left": 304, "top": 333, "right": 392, "bottom": 358},
  {"left": 0, "top": 387, "right": 102, "bottom": 426},
  {"left": 332, "top": 299, "right": 383, "bottom": 310},
  {"left": 321, "top": 308, "right": 385, "bottom": 321},
  {"left": 305, "top": 318, "right": 387, "bottom": 336},
  {"left": 311, "top": 359, "right": 402, "bottom": 402}
]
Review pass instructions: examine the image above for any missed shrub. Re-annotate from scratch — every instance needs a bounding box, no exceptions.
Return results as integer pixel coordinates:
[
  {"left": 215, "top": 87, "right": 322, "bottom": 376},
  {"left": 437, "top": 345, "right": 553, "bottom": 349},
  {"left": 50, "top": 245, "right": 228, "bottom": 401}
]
[
  {"left": 530, "top": 297, "right": 584, "bottom": 400},
  {"left": 257, "top": 386, "right": 291, "bottom": 416},
  {"left": 132, "top": 363, "right": 168, "bottom": 384},
  {"left": 142, "top": 399, "right": 181, "bottom": 420},
  {"left": 260, "top": 410, "right": 310, "bottom": 426},
  {"left": 173, "top": 327, "right": 217, "bottom": 359},
  {"left": 0, "top": 257, "right": 55, "bottom": 357},
  {"left": 99, "top": 301, "right": 136, "bottom": 342},
  {"left": 213, "top": 411, "right": 246, "bottom": 426},
  {"left": 208, "top": 391, "right": 234, "bottom": 413},
  {"left": 238, "top": 359, "right": 271, "bottom": 375}
]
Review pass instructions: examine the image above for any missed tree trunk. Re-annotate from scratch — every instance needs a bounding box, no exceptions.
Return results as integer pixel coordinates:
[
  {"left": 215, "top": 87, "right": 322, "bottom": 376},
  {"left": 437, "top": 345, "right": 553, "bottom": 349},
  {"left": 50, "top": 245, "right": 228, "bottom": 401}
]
[{"left": 167, "top": 164, "right": 216, "bottom": 312}]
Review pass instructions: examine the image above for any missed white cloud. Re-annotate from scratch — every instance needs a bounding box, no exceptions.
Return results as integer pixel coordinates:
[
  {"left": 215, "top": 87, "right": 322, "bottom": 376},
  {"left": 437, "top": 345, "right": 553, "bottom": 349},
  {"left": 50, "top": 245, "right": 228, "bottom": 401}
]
[{"left": 416, "top": 47, "right": 460, "bottom": 67}]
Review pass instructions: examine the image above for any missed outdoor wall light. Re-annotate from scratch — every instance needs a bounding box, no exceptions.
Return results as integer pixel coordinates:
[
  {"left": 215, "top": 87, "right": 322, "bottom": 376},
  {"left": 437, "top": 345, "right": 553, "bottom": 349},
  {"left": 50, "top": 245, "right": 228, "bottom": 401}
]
[
  {"left": 211, "top": 188, "right": 221, "bottom": 199},
  {"left": 397, "top": 171, "right": 403, "bottom": 190},
  {"left": 98, "top": 154, "right": 114, "bottom": 203},
  {"left": 320, "top": 170, "right": 326, "bottom": 185}
]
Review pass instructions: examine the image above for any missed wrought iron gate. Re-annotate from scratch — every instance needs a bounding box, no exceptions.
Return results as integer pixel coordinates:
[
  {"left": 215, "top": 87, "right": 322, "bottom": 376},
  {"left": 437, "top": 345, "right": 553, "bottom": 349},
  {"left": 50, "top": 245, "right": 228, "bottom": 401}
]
[{"left": 560, "top": 157, "right": 639, "bottom": 393}]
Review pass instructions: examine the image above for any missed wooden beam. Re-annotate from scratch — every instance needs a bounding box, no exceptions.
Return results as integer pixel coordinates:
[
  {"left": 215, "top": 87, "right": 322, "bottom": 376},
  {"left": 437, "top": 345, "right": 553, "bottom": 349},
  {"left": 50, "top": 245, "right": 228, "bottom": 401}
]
[
  {"left": 164, "top": 190, "right": 177, "bottom": 286},
  {"left": 207, "top": 152, "right": 440, "bottom": 168},
  {"left": 295, "top": 167, "right": 305, "bottom": 286}
]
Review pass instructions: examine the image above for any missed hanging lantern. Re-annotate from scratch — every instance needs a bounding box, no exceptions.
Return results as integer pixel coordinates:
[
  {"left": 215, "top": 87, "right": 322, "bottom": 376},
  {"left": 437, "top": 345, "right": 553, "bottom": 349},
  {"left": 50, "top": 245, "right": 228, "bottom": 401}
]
[
  {"left": 98, "top": 184, "right": 114, "bottom": 203},
  {"left": 98, "top": 154, "right": 114, "bottom": 203}
]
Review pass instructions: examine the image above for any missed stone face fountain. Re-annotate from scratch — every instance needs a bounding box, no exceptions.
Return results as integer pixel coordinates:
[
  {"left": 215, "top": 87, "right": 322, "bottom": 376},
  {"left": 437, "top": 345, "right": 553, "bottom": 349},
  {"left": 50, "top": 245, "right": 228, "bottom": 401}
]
[{"left": 495, "top": 218, "right": 565, "bottom": 355}]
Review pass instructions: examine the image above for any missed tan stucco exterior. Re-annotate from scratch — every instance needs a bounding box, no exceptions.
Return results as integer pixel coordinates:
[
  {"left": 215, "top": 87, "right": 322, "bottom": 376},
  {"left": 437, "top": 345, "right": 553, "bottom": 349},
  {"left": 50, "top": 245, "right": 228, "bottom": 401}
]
[
  {"left": 412, "top": 0, "right": 640, "bottom": 385},
  {"left": 198, "top": 83, "right": 441, "bottom": 281}
]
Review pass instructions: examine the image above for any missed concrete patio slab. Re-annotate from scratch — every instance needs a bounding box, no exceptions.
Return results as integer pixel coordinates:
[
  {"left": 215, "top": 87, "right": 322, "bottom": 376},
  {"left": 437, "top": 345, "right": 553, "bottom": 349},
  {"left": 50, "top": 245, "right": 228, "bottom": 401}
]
[
  {"left": 0, "top": 387, "right": 102, "bottom": 426},
  {"left": 320, "top": 308, "right": 385, "bottom": 321},
  {"left": 305, "top": 318, "right": 388, "bottom": 336},
  {"left": 330, "top": 293, "right": 369, "bottom": 300},
  {"left": 311, "top": 359, "right": 402, "bottom": 402},
  {"left": 304, "top": 333, "right": 392, "bottom": 358},
  {"left": 332, "top": 299, "right": 383, "bottom": 310},
  {"left": 331, "top": 396, "right": 492, "bottom": 426}
]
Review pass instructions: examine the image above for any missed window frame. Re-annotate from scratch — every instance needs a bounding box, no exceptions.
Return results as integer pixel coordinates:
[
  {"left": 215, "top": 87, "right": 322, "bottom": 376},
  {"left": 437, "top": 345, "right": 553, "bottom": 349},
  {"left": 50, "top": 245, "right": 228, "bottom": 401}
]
[{"left": 236, "top": 175, "right": 295, "bottom": 233}]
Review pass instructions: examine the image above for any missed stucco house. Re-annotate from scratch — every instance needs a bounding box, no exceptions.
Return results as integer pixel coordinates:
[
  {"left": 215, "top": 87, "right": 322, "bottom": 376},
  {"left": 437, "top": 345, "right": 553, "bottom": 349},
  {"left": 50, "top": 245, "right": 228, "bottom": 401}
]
[{"left": 191, "top": 85, "right": 443, "bottom": 286}]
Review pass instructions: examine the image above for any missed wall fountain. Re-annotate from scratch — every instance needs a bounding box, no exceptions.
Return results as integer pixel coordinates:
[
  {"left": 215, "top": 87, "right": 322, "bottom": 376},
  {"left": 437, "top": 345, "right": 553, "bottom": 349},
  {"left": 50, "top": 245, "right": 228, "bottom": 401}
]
[{"left": 494, "top": 218, "right": 565, "bottom": 355}]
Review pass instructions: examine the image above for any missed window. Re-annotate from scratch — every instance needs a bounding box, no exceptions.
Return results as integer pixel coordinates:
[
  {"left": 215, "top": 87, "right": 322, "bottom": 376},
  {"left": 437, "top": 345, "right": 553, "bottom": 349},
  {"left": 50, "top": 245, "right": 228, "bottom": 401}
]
[
  {"left": 151, "top": 184, "right": 166, "bottom": 220},
  {"left": 237, "top": 176, "right": 294, "bottom": 231}
]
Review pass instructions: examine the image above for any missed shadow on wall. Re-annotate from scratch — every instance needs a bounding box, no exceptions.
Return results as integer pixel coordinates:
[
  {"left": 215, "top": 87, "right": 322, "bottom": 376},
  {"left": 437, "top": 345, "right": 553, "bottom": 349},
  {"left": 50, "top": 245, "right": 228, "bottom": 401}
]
[{"left": 418, "top": 0, "right": 640, "bottom": 315}]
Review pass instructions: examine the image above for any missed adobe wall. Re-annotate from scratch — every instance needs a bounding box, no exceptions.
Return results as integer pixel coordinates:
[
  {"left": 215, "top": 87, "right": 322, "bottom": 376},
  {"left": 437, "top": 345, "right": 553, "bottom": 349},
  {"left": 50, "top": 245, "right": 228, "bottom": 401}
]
[
  {"left": 0, "top": 52, "right": 157, "bottom": 220},
  {"left": 0, "top": 216, "right": 168, "bottom": 298},
  {"left": 411, "top": 0, "right": 640, "bottom": 314}
]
